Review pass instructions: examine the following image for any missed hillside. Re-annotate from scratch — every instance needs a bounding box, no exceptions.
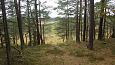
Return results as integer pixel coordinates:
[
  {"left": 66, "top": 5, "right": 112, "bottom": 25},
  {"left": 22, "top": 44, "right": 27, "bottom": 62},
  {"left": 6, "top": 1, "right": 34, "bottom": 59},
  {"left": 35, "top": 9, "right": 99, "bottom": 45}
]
[{"left": 0, "top": 39, "right": 115, "bottom": 65}]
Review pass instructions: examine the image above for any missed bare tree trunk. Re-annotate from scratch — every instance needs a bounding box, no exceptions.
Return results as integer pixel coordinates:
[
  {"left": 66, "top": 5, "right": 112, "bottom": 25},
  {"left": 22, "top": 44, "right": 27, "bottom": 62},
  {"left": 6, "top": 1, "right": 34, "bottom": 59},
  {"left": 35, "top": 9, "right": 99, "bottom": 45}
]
[
  {"left": 106, "top": 22, "right": 109, "bottom": 39},
  {"left": 42, "top": 20, "right": 45, "bottom": 44},
  {"left": 83, "top": 0, "right": 87, "bottom": 41},
  {"left": 14, "top": 0, "right": 25, "bottom": 50},
  {"left": 66, "top": 18, "right": 68, "bottom": 40},
  {"left": 27, "top": 0, "right": 32, "bottom": 46},
  {"left": 1, "top": 0, "right": 11, "bottom": 64},
  {"left": 79, "top": 0, "right": 83, "bottom": 41},
  {"left": 112, "top": 25, "right": 115, "bottom": 38},
  {"left": 25, "top": 34, "right": 28, "bottom": 45},
  {"left": 39, "top": 1, "right": 43, "bottom": 44},
  {"left": 86, "top": 17, "right": 89, "bottom": 42},
  {"left": 30, "top": 5, "right": 37, "bottom": 46},
  {"left": 0, "top": 36, "right": 4, "bottom": 47},
  {"left": 67, "top": 0, "right": 69, "bottom": 41},
  {"left": 33, "top": 30, "right": 37, "bottom": 46},
  {"left": 89, "top": 0, "right": 95, "bottom": 50},
  {"left": 76, "top": 1, "right": 80, "bottom": 42},
  {"left": 15, "top": 36, "right": 18, "bottom": 47},
  {"left": 106, "top": 8, "right": 109, "bottom": 39},
  {"left": 98, "top": 0, "right": 105, "bottom": 40},
  {"left": 35, "top": 0, "right": 40, "bottom": 45},
  {"left": 103, "top": 18, "right": 106, "bottom": 39},
  {"left": 110, "top": 27, "right": 112, "bottom": 38}
]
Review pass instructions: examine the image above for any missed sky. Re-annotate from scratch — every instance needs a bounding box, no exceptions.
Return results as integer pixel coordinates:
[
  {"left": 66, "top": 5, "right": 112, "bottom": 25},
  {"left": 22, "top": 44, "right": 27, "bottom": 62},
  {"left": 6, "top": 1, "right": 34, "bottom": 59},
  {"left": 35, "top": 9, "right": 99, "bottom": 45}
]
[
  {"left": 40, "top": 0, "right": 58, "bottom": 18},
  {"left": 40, "top": 0, "right": 101, "bottom": 18}
]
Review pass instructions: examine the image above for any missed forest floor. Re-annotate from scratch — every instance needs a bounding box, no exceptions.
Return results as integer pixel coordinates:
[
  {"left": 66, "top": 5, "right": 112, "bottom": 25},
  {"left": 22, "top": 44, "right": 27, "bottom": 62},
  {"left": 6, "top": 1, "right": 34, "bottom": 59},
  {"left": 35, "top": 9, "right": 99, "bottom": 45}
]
[{"left": 0, "top": 39, "right": 115, "bottom": 65}]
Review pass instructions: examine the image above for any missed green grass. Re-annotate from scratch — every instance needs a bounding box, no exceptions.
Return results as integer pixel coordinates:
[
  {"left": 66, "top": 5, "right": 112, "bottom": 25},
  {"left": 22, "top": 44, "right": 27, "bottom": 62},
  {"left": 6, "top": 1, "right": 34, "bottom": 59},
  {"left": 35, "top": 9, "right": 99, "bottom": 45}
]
[
  {"left": 93, "top": 40, "right": 109, "bottom": 50},
  {"left": 69, "top": 49, "right": 86, "bottom": 57},
  {"left": 0, "top": 39, "right": 115, "bottom": 65},
  {"left": 46, "top": 47, "right": 65, "bottom": 55},
  {"left": 110, "top": 44, "right": 115, "bottom": 55},
  {"left": 0, "top": 48, "right": 5, "bottom": 65}
]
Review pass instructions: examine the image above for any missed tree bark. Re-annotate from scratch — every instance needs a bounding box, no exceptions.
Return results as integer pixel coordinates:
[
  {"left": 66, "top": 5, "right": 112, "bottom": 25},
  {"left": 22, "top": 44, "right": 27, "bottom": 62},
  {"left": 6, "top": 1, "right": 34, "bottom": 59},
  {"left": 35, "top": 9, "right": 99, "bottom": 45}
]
[
  {"left": 98, "top": 0, "right": 105, "bottom": 40},
  {"left": 112, "top": 26, "right": 115, "bottom": 38},
  {"left": 83, "top": 0, "right": 87, "bottom": 41},
  {"left": 0, "top": 36, "right": 4, "bottom": 47},
  {"left": 76, "top": 1, "right": 80, "bottom": 42},
  {"left": 39, "top": 1, "right": 43, "bottom": 44},
  {"left": 30, "top": 5, "right": 37, "bottom": 46},
  {"left": 35, "top": 0, "right": 40, "bottom": 45},
  {"left": 89, "top": 0, "right": 95, "bottom": 50},
  {"left": 65, "top": 0, "right": 70, "bottom": 41},
  {"left": 14, "top": 0, "right": 25, "bottom": 50},
  {"left": 27, "top": 0, "right": 32, "bottom": 46},
  {"left": 1, "top": 0, "right": 11, "bottom": 64},
  {"left": 79, "top": 0, "right": 82, "bottom": 41},
  {"left": 42, "top": 20, "right": 45, "bottom": 44}
]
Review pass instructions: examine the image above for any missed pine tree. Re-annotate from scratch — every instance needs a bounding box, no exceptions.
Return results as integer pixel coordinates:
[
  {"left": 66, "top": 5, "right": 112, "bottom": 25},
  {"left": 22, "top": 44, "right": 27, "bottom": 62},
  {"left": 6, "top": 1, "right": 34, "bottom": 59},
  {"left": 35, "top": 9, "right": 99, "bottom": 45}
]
[
  {"left": 14, "top": 0, "right": 25, "bottom": 50},
  {"left": 83, "top": 0, "right": 87, "bottom": 41},
  {"left": 98, "top": 0, "right": 105, "bottom": 40},
  {"left": 1, "top": 0, "right": 11, "bottom": 64},
  {"left": 35, "top": 0, "right": 40, "bottom": 45},
  {"left": 27, "top": 0, "right": 32, "bottom": 46},
  {"left": 89, "top": 0, "right": 95, "bottom": 50},
  {"left": 76, "top": 1, "right": 80, "bottom": 42}
]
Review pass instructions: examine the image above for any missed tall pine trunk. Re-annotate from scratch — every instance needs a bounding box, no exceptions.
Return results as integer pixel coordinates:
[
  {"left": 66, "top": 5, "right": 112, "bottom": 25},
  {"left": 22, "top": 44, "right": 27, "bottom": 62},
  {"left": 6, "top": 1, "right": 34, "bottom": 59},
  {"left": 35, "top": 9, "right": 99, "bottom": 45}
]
[
  {"left": 35, "top": 0, "right": 40, "bottom": 45},
  {"left": 83, "top": 0, "right": 87, "bottom": 41},
  {"left": 67, "top": 0, "right": 69, "bottom": 41},
  {"left": 98, "top": 0, "right": 105, "bottom": 40},
  {"left": 1, "top": 0, "right": 11, "bottom": 65},
  {"left": 39, "top": 1, "right": 43, "bottom": 44},
  {"left": 112, "top": 27, "right": 115, "bottom": 38},
  {"left": 89, "top": 0, "right": 95, "bottom": 50},
  {"left": 42, "top": 20, "right": 45, "bottom": 44},
  {"left": 79, "top": 0, "right": 82, "bottom": 41},
  {"left": 76, "top": 1, "right": 80, "bottom": 42},
  {"left": 14, "top": 0, "right": 24, "bottom": 50},
  {"left": 112, "top": 14, "right": 115, "bottom": 38},
  {"left": 30, "top": 5, "right": 37, "bottom": 46},
  {"left": 27, "top": 0, "right": 32, "bottom": 46}
]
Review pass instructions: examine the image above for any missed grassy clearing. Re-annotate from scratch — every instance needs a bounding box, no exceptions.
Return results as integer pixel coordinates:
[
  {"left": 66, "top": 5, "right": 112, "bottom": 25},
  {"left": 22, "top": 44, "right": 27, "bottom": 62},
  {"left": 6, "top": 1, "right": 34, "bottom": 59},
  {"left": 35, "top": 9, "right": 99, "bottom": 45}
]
[{"left": 46, "top": 47, "right": 65, "bottom": 55}]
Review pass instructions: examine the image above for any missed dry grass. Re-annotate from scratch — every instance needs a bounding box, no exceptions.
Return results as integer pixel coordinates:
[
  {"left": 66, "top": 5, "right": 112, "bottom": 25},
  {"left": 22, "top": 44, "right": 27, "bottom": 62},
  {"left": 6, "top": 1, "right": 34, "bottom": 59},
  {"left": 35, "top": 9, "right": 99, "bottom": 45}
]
[
  {"left": 0, "top": 39, "right": 115, "bottom": 65},
  {"left": 20, "top": 39, "right": 115, "bottom": 65}
]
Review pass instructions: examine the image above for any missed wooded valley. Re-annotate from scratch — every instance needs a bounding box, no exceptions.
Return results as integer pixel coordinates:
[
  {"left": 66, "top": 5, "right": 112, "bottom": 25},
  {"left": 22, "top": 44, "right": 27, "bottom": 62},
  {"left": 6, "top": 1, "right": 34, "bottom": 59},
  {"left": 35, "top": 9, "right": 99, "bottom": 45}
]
[{"left": 0, "top": 0, "right": 115, "bottom": 65}]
